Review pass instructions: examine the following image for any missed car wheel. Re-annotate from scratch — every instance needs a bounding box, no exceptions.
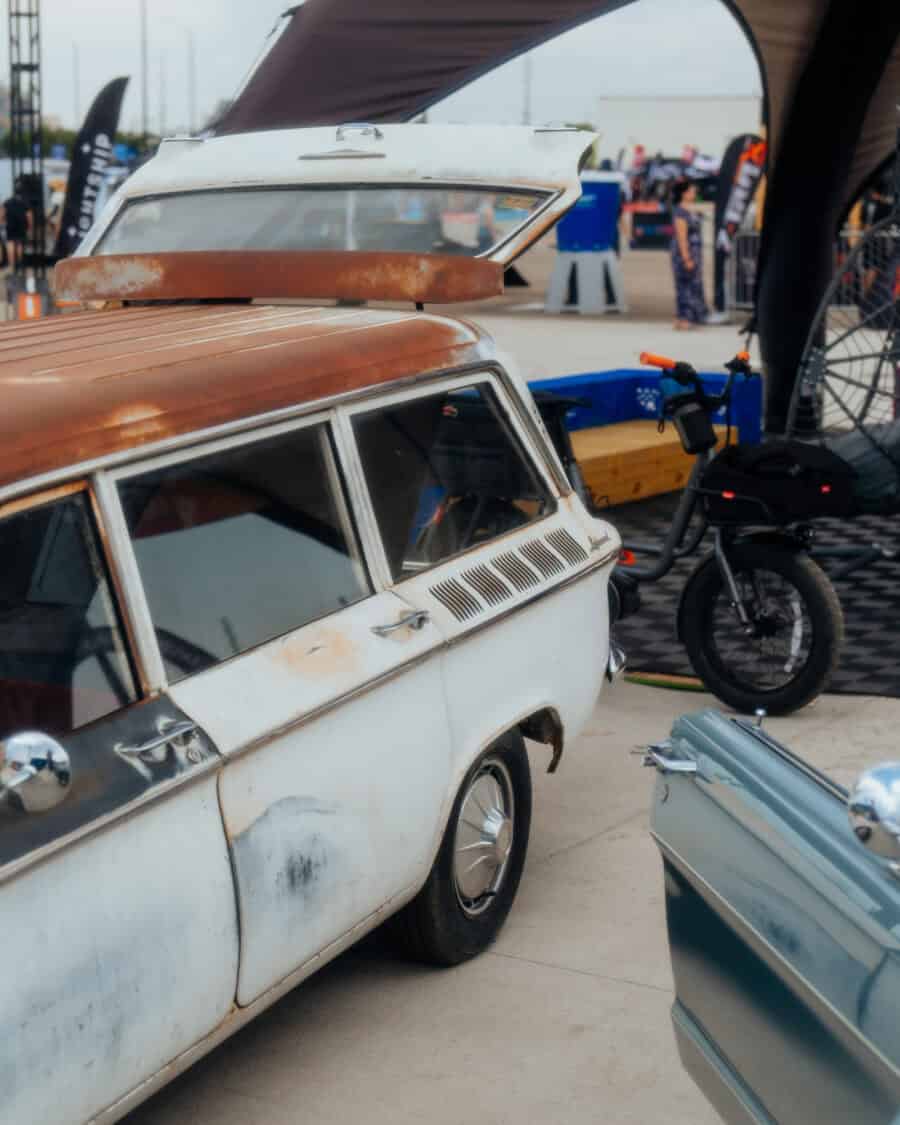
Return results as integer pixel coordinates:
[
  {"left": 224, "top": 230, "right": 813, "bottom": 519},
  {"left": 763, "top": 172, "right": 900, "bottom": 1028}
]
[{"left": 391, "top": 730, "right": 532, "bottom": 966}]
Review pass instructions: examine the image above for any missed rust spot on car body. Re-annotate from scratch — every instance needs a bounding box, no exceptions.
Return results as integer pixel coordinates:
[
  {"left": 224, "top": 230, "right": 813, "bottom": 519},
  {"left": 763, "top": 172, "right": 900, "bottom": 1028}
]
[
  {"left": 271, "top": 626, "right": 359, "bottom": 679},
  {"left": 0, "top": 302, "right": 490, "bottom": 496},
  {"left": 57, "top": 255, "right": 165, "bottom": 300},
  {"left": 55, "top": 250, "right": 504, "bottom": 306}
]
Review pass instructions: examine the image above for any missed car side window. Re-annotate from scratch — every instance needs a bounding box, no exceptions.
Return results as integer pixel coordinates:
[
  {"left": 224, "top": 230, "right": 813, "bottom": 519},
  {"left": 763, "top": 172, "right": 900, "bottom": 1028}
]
[
  {"left": 352, "top": 382, "right": 555, "bottom": 581},
  {"left": 0, "top": 491, "right": 137, "bottom": 741},
  {"left": 117, "top": 423, "right": 370, "bottom": 683}
]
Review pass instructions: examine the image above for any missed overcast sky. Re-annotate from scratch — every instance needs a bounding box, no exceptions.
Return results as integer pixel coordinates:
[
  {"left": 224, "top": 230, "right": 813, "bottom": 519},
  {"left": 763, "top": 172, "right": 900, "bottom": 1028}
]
[{"left": 26, "top": 0, "right": 761, "bottom": 135}]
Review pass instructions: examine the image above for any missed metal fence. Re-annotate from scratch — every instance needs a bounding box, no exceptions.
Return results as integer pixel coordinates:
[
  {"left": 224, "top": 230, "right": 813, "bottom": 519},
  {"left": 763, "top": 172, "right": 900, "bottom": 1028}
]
[
  {"left": 728, "top": 231, "right": 759, "bottom": 310},
  {"left": 727, "top": 228, "right": 894, "bottom": 312}
]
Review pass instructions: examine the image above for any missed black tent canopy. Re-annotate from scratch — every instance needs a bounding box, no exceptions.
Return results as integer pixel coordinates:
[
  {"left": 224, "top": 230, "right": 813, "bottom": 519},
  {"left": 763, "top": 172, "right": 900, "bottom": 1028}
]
[{"left": 218, "top": 0, "right": 900, "bottom": 430}]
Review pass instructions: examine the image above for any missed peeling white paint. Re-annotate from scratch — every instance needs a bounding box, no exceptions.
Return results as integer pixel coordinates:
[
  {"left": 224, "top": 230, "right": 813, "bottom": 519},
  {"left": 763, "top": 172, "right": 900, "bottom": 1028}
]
[{"left": 0, "top": 778, "right": 238, "bottom": 1125}]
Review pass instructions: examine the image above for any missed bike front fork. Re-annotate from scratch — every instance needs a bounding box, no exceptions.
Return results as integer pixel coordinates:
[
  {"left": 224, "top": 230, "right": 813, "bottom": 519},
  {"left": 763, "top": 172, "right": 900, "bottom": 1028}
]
[{"left": 713, "top": 529, "right": 754, "bottom": 632}]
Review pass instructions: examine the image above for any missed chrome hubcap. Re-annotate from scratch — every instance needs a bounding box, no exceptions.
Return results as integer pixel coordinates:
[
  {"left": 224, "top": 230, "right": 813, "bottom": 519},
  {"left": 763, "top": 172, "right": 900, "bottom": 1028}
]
[{"left": 453, "top": 758, "right": 515, "bottom": 916}]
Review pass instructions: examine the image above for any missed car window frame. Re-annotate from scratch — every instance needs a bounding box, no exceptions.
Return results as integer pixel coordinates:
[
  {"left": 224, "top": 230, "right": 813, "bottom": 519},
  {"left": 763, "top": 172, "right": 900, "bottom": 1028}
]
[
  {"left": 0, "top": 478, "right": 145, "bottom": 734},
  {"left": 103, "top": 409, "right": 373, "bottom": 692},
  {"left": 335, "top": 370, "right": 561, "bottom": 589}
]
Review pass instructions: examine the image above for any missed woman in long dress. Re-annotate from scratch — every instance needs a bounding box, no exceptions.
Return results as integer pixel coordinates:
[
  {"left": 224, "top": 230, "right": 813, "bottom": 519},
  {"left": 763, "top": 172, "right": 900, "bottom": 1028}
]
[{"left": 670, "top": 180, "right": 708, "bottom": 330}]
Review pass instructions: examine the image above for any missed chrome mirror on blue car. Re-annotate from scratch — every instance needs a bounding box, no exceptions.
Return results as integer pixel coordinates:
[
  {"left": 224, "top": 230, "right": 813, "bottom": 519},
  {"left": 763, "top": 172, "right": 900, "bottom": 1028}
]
[{"left": 848, "top": 764, "right": 900, "bottom": 861}]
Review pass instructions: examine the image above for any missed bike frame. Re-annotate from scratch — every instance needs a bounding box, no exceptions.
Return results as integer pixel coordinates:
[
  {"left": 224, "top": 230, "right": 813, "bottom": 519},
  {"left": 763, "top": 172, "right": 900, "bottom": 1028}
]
[
  {"left": 619, "top": 452, "right": 757, "bottom": 630},
  {"left": 620, "top": 454, "right": 710, "bottom": 581}
]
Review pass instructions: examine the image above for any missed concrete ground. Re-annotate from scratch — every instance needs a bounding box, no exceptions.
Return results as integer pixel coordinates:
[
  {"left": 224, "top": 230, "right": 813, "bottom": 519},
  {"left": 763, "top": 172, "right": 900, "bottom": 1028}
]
[{"left": 126, "top": 681, "right": 900, "bottom": 1125}]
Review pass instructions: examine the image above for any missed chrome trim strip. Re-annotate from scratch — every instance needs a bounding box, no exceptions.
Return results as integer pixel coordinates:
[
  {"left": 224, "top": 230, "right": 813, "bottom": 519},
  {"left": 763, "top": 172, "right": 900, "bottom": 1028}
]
[
  {"left": 731, "top": 717, "right": 848, "bottom": 802},
  {"left": 93, "top": 469, "right": 167, "bottom": 692},
  {"left": 653, "top": 832, "right": 900, "bottom": 1090},
  {"left": 106, "top": 406, "right": 333, "bottom": 482},
  {"left": 203, "top": 554, "right": 614, "bottom": 768},
  {"left": 331, "top": 404, "right": 395, "bottom": 590},
  {"left": 671, "top": 1001, "right": 776, "bottom": 1125},
  {"left": 320, "top": 424, "right": 372, "bottom": 596},
  {"left": 0, "top": 756, "right": 221, "bottom": 889},
  {"left": 223, "top": 643, "right": 445, "bottom": 766}
]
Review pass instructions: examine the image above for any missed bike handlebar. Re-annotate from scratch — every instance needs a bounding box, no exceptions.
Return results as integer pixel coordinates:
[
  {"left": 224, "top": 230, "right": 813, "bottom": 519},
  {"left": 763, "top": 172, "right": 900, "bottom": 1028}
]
[{"left": 639, "top": 351, "right": 679, "bottom": 371}]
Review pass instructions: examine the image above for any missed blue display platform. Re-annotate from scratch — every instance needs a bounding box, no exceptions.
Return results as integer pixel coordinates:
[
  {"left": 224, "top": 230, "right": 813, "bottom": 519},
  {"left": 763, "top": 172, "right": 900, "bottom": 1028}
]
[{"left": 529, "top": 369, "right": 763, "bottom": 445}]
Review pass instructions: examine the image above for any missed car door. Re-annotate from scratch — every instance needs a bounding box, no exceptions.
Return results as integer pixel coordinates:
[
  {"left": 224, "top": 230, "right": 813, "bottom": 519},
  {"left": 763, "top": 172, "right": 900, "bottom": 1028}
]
[
  {"left": 344, "top": 371, "right": 617, "bottom": 787},
  {"left": 648, "top": 710, "right": 900, "bottom": 1125},
  {"left": 0, "top": 482, "right": 238, "bottom": 1125},
  {"left": 111, "top": 413, "right": 452, "bottom": 1008}
]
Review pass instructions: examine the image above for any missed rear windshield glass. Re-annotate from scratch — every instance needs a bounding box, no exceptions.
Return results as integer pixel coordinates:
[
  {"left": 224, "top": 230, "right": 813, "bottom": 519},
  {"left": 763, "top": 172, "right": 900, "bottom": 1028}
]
[{"left": 94, "top": 187, "right": 550, "bottom": 258}]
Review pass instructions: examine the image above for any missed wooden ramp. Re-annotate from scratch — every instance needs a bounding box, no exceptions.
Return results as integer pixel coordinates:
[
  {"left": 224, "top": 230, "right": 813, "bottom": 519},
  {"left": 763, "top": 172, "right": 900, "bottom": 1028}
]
[{"left": 572, "top": 420, "right": 731, "bottom": 507}]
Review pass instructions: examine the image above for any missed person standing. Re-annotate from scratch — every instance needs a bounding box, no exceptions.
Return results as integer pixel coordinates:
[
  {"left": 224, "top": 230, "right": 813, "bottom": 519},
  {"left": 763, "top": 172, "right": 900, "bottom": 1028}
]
[
  {"left": 2, "top": 179, "right": 31, "bottom": 272},
  {"left": 670, "top": 179, "right": 708, "bottom": 329}
]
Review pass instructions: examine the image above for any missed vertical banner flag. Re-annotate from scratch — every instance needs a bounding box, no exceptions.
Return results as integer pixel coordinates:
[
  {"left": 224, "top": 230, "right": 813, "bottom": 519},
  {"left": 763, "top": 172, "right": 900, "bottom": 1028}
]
[
  {"left": 54, "top": 77, "right": 129, "bottom": 259},
  {"left": 713, "top": 134, "right": 766, "bottom": 312}
]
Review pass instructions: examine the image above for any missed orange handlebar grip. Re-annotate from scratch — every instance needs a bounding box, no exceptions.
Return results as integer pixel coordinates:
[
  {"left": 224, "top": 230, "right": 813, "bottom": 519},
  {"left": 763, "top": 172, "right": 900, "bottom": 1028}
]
[{"left": 639, "top": 351, "right": 677, "bottom": 370}]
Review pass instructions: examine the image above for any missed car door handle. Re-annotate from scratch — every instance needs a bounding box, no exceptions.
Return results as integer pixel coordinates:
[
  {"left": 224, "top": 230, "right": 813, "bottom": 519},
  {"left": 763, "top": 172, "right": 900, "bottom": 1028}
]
[
  {"left": 371, "top": 609, "right": 430, "bottom": 637},
  {"left": 117, "top": 720, "right": 198, "bottom": 761},
  {"left": 643, "top": 741, "right": 698, "bottom": 775}
]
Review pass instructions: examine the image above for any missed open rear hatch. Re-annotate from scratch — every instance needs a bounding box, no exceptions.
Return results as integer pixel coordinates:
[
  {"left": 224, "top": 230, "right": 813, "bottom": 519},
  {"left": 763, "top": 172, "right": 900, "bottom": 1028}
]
[{"left": 57, "top": 124, "right": 597, "bottom": 305}]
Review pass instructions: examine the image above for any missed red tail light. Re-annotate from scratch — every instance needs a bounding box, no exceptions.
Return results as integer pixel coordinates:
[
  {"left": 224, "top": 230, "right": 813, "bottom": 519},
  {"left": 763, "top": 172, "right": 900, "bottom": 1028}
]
[
  {"left": 820, "top": 484, "right": 832, "bottom": 494},
  {"left": 722, "top": 490, "right": 736, "bottom": 500}
]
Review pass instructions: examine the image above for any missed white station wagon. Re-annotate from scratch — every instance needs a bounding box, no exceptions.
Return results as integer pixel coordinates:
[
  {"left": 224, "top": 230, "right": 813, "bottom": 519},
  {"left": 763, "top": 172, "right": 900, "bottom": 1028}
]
[{"left": 5, "top": 125, "right": 620, "bottom": 1124}]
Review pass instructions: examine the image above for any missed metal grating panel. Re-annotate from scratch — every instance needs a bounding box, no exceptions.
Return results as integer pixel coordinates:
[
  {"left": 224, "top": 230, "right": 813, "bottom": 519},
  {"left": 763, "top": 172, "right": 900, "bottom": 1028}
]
[
  {"left": 545, "top": 528, "right": 589, "bottom": 565},
  {"left": 430, "top": 577, "right": 484, "bottom": 621},
  {"left": 520, "top": 538, "right": 566, "bottom": 578},
  {"left": 461, "top": 563, "right": 513, "bottom": 607},
  {"left": 493, "top": 550, "right": 541, "bottom": 592}
]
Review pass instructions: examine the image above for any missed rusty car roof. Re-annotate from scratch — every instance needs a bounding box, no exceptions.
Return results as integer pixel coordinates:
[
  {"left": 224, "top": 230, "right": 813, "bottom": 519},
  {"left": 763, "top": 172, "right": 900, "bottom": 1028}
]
[{"left": 0, "top": 302, "right": 489, "bottom": 495}]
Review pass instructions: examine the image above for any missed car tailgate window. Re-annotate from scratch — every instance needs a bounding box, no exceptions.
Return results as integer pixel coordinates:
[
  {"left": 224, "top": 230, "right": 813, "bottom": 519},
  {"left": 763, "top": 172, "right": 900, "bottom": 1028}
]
[
  {"left": 0, "top": 491, "right": 137, "bottom": 739},
  {"left": 353, "top": 383, "right": 555, "bottom": 581},
  {"left": 95, "top": 188, "right": 548, "bottom": 257},
  {"left": 117, "top": 423, "right": 370, "bottom": 682}
]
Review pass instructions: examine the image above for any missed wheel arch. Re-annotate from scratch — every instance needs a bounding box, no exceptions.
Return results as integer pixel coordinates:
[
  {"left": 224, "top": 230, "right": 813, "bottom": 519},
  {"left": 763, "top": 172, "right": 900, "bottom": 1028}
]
[{"left": 424, "top": 703, "right": 564, "bottom": 874}]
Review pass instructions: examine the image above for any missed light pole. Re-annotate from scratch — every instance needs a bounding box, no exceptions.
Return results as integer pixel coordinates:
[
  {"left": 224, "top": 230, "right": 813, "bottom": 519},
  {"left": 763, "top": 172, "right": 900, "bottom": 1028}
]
[
  {"left": 522, "top": 52, "right": 533, "bottom": 126},
  {"left": 140, "top": 0, "right": 148, "bottom": 143},
  {"left": 72, "top": 43, "right": 80, "bottom": 126},
  {"left": 187, "top": 29, "right": 196, "bottom": 134},
  {"left": 159, "top": 52, "right": 166, "bottom": 136}
]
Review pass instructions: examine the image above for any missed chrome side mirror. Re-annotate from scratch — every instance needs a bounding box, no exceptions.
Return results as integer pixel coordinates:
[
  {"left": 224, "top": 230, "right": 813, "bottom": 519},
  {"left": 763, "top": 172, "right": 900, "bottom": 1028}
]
[
  {"left": 848, "top": 764, "right": 900, "bottom": 860},
  {"left": 0, "top": 732, "right": 72, "bottom": 813}
]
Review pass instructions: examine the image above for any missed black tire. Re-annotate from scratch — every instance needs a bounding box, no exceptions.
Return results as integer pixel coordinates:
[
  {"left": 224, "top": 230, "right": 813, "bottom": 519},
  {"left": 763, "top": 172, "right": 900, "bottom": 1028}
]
[
  {"left": 391, "top": 730, "right": 532, "bottom": 966},
  {"left": 679, "top": 542, "right": 843, "bottom": 715}
]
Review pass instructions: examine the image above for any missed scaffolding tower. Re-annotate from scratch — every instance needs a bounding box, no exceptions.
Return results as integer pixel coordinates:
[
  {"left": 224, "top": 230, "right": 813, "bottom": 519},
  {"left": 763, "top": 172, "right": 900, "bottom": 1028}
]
[{"left": 8, "top": 0, "right": 45, "bottom": 278}]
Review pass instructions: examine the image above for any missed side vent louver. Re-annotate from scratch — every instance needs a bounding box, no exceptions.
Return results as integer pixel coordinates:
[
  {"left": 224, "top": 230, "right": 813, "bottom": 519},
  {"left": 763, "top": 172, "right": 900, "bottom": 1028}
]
[
  {"left": 430, "top": 526, "right": 589, "bottom": 623},
  {"left": 461, "top": 563, "right": 513, "bottom": 607},
  {"left": 430, "top": 577, "right": 483, "bottom": 621},
  {"left": 493, "top": 550, "right": 541, "bottom": 592},
  {"left": 520, "top": 538, "right": 566, "bottom": 578},
  {"left": 545, "top": 528, "right": 589, "bottom": 565}
]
